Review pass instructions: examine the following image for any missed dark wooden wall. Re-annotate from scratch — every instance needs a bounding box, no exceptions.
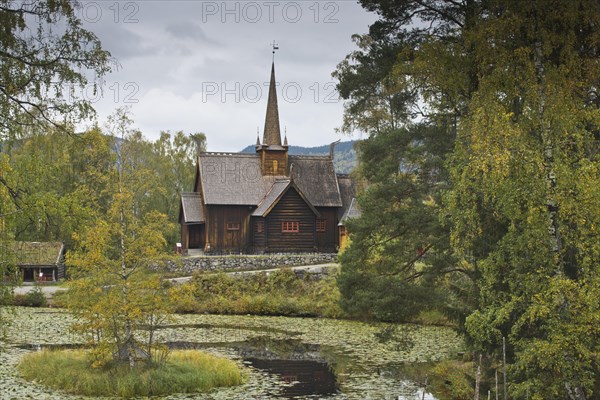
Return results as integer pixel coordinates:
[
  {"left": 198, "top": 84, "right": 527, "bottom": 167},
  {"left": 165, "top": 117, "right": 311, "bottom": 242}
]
[
  {"left": 205, "top": 205, "right": 252, "bottom": 253},
  {"left": 181, "top": 224, "right": 189, "bottom": 251},
  {"left": 252, "top": 217, "right": 267, "bottom": 252},
  {"left": 315, "top": 207, "right": 338, "bottom": 252},
  {"left": 265, "top": 188, "right": 316, "bottom": 252}
]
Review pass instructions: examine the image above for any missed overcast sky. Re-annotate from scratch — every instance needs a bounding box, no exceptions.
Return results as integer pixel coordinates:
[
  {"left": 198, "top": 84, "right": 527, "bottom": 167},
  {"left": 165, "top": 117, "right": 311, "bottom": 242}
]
[{"left": 76, "top": 1, "right": 377, "bottom": 151}]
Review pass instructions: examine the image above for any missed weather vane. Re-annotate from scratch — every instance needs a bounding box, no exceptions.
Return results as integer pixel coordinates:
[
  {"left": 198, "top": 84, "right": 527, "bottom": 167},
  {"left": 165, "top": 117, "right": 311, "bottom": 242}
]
[{"left": 271, "top": 40, "right": 279, "bottom": 62}]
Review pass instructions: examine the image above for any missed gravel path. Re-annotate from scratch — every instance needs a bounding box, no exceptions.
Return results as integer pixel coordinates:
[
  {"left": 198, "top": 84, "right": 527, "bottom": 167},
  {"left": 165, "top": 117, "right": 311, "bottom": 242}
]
[{"left": 12, "top": 285, "right": 66, "bottom": 296}]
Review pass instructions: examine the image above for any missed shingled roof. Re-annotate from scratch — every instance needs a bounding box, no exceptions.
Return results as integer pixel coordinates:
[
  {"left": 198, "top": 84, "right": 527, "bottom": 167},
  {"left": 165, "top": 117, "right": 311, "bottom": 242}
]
[
  {"left": 198, "top": 153, "right": 275, "bottom": 205},
  {"left": 337, "top": 174, "right": 357, "bottom": 219},
  {"left": 252, "top": 179, "right": 290, "bottom": 216},
  {"left": 252, "top": 179, "right": 320, "bottom": 217},
  {"left": 198, "top": 153, "right": 342, "bottom": 208},
  {"left": 180, "top": 192, "right": 205, "bottom": 223},
  {"left": 339, "top": 198, "right": 361, "bottom": 226},
  {"left": 289, "top": 155, "right": 342, "bottom": 207}
]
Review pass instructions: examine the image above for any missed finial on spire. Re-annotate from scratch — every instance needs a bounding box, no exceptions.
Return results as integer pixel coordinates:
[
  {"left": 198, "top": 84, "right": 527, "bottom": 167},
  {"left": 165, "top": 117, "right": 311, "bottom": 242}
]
[
  {"left": 284, "top": 134, "right": 288, "bottom": 147},
  {"left": 271, "top": 40, "right": 279, "bottom": 62}
]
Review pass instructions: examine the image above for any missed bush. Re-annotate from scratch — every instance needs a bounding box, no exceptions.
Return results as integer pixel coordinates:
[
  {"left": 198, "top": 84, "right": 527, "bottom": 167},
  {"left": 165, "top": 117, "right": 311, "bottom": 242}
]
[
  {"left": 430, "top": 360, "right": 475, "bottom": 399},
  {"left": 0, "top": 286, "right": 13, "bottom": 306},
  {"left": 13, "top": 286, "right": 47, "bottom": 307},
  {"left": 18, "top": 349, "right": 244, "bottom": 398},
  {"left": 171, "top": 269, "right": 345, "bottom": 318}
]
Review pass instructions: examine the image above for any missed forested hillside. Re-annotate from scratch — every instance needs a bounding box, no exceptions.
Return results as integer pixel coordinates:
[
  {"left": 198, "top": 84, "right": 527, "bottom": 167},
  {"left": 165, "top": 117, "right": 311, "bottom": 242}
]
[{"left": 241, "top": 140, "right": 358, "bottom": 173}]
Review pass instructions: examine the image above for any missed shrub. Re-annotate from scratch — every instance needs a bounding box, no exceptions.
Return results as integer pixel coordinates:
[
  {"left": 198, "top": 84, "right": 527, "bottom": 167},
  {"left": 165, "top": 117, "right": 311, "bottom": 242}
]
[
  {"left": 430, "top": 360, "right": 475, "bottom": 399},
  {"left": 13, "top": 286, "right": 47, "bottom": 307},
  {"left": 175, "top": 268, "right": 345, "bottom": 318},
  {"left": 18, "top": 349, "right": 244, "bottom": 397},
  {"left": 0, "top": 286, "right": 13, "bottom": 306}
]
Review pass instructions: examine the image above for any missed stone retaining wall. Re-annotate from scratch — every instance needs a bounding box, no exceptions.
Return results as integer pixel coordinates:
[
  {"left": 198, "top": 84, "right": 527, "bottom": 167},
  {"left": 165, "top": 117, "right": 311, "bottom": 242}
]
[{"left": 161, "top": 253, "right": 338, "bottom": 274}]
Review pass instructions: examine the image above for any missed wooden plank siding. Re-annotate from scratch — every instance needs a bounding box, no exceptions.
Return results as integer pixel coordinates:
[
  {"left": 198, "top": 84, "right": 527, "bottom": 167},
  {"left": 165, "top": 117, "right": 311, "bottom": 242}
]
[
  {"left": 181, "top": 224, "right": 189, "bottom": 251},
  {"left": 265, "top": 188, "right": 317, "bottom": 252},
  {"left": 252, "top": 217, "right": 267, "bottom": 252},
  {"left": 315, "top": 207, "right": 338, "bottom": 252},
  {"left": 205, "top": 205, "right": 253, "bottom": 253}
]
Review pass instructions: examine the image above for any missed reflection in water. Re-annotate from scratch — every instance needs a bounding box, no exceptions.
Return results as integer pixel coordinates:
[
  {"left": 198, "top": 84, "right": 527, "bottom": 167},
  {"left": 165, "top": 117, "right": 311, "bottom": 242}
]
[
  {"left": 20, "top": 339, "right": 436, "bottom": 398},
  {"left": 169, "top": 338, "right": 340, "bottom": 398},
  {"left": 246, "top": 358, "right": 338, "bottom": 398}
]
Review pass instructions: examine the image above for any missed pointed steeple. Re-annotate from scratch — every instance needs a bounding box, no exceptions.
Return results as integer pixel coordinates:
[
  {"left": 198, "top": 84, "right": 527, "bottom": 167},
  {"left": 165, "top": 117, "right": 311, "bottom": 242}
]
[{"left": 263, "top": 62, "right": 282, "bottom": 146}]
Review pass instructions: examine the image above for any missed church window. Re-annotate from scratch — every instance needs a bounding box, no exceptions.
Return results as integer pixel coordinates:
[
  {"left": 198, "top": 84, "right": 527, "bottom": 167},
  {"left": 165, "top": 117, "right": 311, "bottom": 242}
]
[
  {"left": 282, "top": 221, "right": 299, "bottom": 233},
  {"left": 316, "top": 219, "right": 326, "bottom": 232},
  {"left": 226, "top": 222, "right": 240, "bottom": 231},
  {"left": 255, "top": 220, "right": 264, "bottom": 233}
]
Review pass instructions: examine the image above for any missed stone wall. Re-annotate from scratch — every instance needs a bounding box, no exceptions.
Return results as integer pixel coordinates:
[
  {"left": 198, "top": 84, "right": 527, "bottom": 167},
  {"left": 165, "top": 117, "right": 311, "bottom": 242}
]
[{"left": 161, "top": 253, "right": 338, "bottom": 275}]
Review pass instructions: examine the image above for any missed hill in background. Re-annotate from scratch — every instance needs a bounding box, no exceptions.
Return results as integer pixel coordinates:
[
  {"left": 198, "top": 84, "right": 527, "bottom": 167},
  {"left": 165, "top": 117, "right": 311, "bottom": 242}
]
[{"left": 240, "top": 140, "right": 358, "bottom": 174}]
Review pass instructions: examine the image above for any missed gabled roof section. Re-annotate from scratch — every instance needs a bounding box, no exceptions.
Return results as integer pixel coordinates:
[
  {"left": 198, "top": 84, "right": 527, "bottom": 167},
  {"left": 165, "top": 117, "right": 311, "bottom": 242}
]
[
  {"left": 337, "top": 174, "right": 357, "bottom": 218},
  {"left": 197, "top": 153, "right": 343, "bottom": 208},
  {"left": 13, "top": 242, "right": 64, "bottom": 266},
  {"left": 263, "top": 62, "right": 282, "bottom": 146},
  {"left": 198, "top": 153, "right": 276, "bottom": 205},
  {"left": 338, "top": 198, "right": 361, "bottom": 226},
  {"left": 252, "top": 179, "right": 290, "bottom": 216},
  {"left": 252, "top": 178, "right": 320, "bottom": 217},
  {"left": 289, "top": 155, "right": 342, "bottom": 207},
  {"left": 180, "top": 192, "right": 205, "bottom": 223}
]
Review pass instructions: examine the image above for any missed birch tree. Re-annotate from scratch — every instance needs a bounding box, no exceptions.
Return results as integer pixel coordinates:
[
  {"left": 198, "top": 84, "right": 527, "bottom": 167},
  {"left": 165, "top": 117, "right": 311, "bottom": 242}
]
[{"left": 67, "top": 110, "right": 174, "bottom": 368}]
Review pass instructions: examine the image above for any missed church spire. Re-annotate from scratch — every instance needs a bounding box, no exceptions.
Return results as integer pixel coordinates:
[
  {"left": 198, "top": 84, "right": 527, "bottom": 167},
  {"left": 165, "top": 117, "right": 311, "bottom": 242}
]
[{"left": 262, "top": 61, "right": 282, "bottom": 146}]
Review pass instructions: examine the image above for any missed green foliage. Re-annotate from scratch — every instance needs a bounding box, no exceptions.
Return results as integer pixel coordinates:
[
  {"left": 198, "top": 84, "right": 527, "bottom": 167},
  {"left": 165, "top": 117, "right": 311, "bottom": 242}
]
[
  {"left": 17, "top": 349, "right": 244, "bottom": 398},
  {"left": 171, "top": 269, "right": 345, "bottom": 318},
  {"left": 338, "top": 0, "right": 600, "bottom": 398},
  {"left": 2, "top": 125, "right": 199, "bottom": 248},
  {"left": 429, "top": 360, "right": 475, "bottom": 400},
  {"left": 13, "top": 286, "right": 47, "bottom": 307},
  {"left": 66, "top": 109, "right": 176, "bottom": 367},
  {"left": 335, "top": 125, "right": 474, "bottom": 324},
  {"left": 0, "top": 154, "right": 17, "bottom": 342},
  {"left": 444, "top": 2, "right": 600, "bottom": 398},
  {"left": 0, "top": 0, "right": 111, "bottom": 137}
]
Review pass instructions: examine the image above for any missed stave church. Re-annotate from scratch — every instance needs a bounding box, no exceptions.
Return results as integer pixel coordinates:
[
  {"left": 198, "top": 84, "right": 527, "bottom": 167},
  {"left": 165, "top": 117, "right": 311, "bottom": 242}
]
[{"left": 179, "top": 61, "right": 356, "bottom": 254}]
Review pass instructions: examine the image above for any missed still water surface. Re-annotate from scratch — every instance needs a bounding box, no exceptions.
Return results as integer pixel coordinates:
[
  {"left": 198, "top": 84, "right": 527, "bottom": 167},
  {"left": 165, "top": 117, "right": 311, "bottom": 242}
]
[{"left": 1, "top": 308, "right": 463, "bottom": 399}]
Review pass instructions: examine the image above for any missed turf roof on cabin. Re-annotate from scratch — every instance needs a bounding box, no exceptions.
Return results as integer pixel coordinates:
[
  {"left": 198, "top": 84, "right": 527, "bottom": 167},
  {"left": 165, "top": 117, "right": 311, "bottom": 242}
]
[{"left": 12, "top": 242, "right": 64, "bottom": 266}]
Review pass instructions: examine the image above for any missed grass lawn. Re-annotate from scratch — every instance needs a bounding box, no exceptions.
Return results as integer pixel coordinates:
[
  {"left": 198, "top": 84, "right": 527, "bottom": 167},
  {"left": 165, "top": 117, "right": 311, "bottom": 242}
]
[{"left": 18, "top": 349, "right": 245, "bottom": 398}]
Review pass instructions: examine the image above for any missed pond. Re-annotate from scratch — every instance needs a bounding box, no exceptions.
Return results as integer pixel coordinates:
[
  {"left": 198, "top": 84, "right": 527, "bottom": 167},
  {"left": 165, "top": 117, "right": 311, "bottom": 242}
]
[{"left": 0, "top": 308, "right": 464, "bottom": 399}]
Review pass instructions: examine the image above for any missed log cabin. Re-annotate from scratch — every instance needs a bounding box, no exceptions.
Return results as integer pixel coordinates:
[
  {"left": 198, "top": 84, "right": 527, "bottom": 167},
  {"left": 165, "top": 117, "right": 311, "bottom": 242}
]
[
  {"left": 179, "top": 62, "right": 356, "bottom": 254},
  {"left": 12, "top": 241, "right": 65, "bottom": 282}
]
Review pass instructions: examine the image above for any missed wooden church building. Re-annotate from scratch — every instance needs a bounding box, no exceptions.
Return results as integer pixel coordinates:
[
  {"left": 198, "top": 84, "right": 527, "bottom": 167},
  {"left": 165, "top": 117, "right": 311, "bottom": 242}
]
[{"left": 179, "top": 62, "right": 356, "bottom": 254}]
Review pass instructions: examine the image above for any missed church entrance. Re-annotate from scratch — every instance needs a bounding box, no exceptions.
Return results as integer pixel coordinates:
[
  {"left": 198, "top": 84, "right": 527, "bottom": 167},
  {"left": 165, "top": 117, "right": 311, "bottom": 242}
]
[{"left": 188, "top": 224, "right": 204, "bottom": 249}]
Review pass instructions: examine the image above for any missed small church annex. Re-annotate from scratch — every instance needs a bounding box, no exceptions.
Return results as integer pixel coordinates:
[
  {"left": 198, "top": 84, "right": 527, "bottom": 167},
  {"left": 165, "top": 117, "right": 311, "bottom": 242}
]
[{"left": 179, "top": 62, "right": 355, "bottom": 254}]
